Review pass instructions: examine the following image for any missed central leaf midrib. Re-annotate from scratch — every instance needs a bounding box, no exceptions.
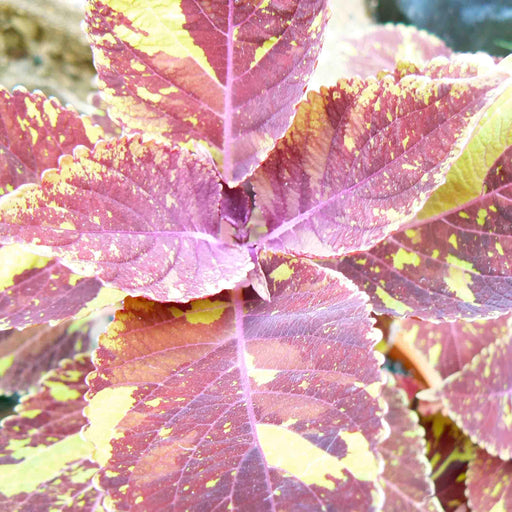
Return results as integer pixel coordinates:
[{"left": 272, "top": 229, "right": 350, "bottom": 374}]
[{"left": 232, "top": 286, "right": 276, "bottom": 511}]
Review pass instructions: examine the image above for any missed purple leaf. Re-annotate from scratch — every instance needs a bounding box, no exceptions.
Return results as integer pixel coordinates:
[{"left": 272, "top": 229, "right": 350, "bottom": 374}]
[
  {"left": 85, "top": 0, "right": 328, "bottom": 186},
  {"left": 85, "top": 254, "right": 386, "bottom": 511},
  {"left": 0, "top": 136, "right": 253, "bottom": 302},
  {"left": 253, "top": 62, "right": 507, "bottom": 258}
]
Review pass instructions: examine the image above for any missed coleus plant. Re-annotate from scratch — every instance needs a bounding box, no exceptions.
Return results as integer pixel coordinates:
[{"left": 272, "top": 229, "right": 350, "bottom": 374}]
[{"left": 0, "top": 1, "right": 512, "bottom": 511}]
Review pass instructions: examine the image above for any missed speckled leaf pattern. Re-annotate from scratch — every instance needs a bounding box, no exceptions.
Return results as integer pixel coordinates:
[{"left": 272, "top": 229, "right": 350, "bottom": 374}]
[
  {"left": 0, "top": 136, "right": 253, "bottom": 303},
  {"left": 419, "top": 58, "right": 512, "bottom": 220},
  {"left": 392, "top": 316, "right": 511, "bottom": 379},
  {"left": 85, "top": 254, "right": 386, "bottom": 511},
  {"left": 85, "top": 0, "right": 327, "bottom": 186},
  {"left": 311, "top": 22, "right": 452, "bottom": 89},
  {"left": 253, "top": 66, "right": 506, "bottom": 258},
  {"left": 428, "top": 335, "right": 512, "bottom": 460},
  {"left": 0, "top": 354, "right": 102, "bottom": 511},
  {"left": 0, "top": 87, "right": 117, "bottom": 330},
  {"left": 0, "top": 321, "right": 91, "bottom": 394},
  {"left": 89, "top": 92, "right": 122, "bottom": 139},
  {"left": 380, "top": 375, "right": 441, "bottom": 511},
  {"left": 340, "top": 140, "right": 512, "bottom": 320},
  {"left": 422, "top": 414, "right": 474, "bottom": 512},
  {"left": 467, "top": 448, "right": 512, "bottom": 512},
  {"left": 0, "top": 86, "right": 103, "bottom": 195},
  {"left": 0, "top": 246, "right": 126, "bottom": 330}
]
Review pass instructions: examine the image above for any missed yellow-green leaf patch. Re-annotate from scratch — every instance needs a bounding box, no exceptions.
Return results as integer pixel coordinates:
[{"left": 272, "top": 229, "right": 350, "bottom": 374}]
[
  {"left": 84, "top": 254, "right": 387, "bottom": 511},
  {"left": 0, "top": 354, "right": 102, "bottom": 510}
]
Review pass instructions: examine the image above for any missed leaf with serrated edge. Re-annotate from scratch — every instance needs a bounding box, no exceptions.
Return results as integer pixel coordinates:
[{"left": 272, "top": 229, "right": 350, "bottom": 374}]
[
  {"left": 0, "top": 246, "right": 126, "bottom": 330},
  {"left": 0, "top": 354, "right": 102, "bottom": 511},
  {"left": 0, "top": 86, "right": 103, "bottom": 196},
  {"left": 419, "top": 56, "right": 512, "bottom": 219},
  {"left": 85, "top": 0, "right": 327, "bottom": 186},
  {"left": 380, "top": 374, "right": 442, "bottom": 511},
  {"left": 420, "top": 335, "right": 512, "bottom": 460},
  {"left": 0, "top": 87, "right": 119, "bottom": 329},
  {"left": 467, "top": 448, "right": 512, "bottom": 512},
  {"left": 0, "top": 136, "right": 253, "bottom": 303},
  {"left": 392, "top": 316, "right": 511, "bottom": 379},
  {"left": 422, "top": 414, "right": 474, "bottom": 512},
  {"left": 85, "top": 254, "right": 386, "bottom": 511},
  {"left": 0, "top": 321, "right": 91, "bottom": 394},
  {"left": 339, "top": 138, "right": 512, "bottom": 320},
  {"left": 311, "top": 23, "right": 452, "bottom": 90},
  {"left": 253, "top": 62, "right": 507, "bottom": 258}
]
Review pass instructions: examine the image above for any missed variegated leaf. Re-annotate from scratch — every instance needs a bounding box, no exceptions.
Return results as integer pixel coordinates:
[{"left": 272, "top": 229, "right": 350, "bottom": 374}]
[
  {"left": 380, "top": 375, "right": 441, "bottom": 511},
  {"left": 0, "top": 136, "right": 253, "bottom": 303},
  {"left": 467, "top": 448, "right": 512, "bottom": 512},
  {"left": 392, "top": 315, "right": 511, "bottom": 379},
  {"left": 420, "top": 335, "right": 512, "bottom": 460},
  {"left": 0, "top": 246, "right": 126, "bottom": 330},
  {"left": 0, "top": 354, "right": 102, "bottom": 511},
  {"left": 311, "top": 23, "right": 452, "bottom": 90},
  {"left": 0, "top": 87, "right": 103, "bottom": 195},
  {"left": 0, "top": 321, "right": 91, "bottom": 394},
  {"left": 86, "top": 0, "right": 328, "bottom": 186},
  {"left": 253, "top": 62, "right": 507, "bottom": 258},
  {"left": 339, "top": 139, "right": 512, "bottom": 320},
  {"left": 85, "top": 255, "right": 386, "bottom": 511},
  {"left": 422, "top": 414, "right": 474, "bottom": 512}
]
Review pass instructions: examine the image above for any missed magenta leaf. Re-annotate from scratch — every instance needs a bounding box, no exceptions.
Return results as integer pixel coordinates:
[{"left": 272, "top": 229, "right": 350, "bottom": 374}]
[
  {"left": 467, "top": 448, "right": 512, "bottom": 512},
  {"left": 85, "top": 255, "right": 386, "bottom": 511},
  {"left": 421, "top": 335, "right": 512, "bottom": 460},
  {"left": 339, "top": 141, "right": 512, "bottom": 320},
  {"left": 0, "top": 254, "right": 115, "bottom": 330},
  {"left": 0, "top": 87, "right": 114, "bottom": 329},
  {"left": 85, "top": 0, "right": 328, "bottom": 186},
  {"left": 0, "top": 86, "right": 103, "bottom": 195},
  {"left": 311, "top": 22, "right": 452, "bottom": 89},
  {"left": 422, "top": 414, "right": 474, "bottom": 512},
  {"left": 252, "top": 63, "right": 506, "bottom": 258},
  {"left": 220, "top": 185, "right": 251, "bottom": 244},
  {"left": 380, "top": 375, "right": 441, "bottom": 511},
  {"left": 0, "top": 136, "right": 253, "bottom": 302},
  {"left": 0, "top": 321, "right": 91, "bottom": 394},
  {"left": 0, "top": 354, "right": 102, "bottom": 510},
  {"left": 391, "top": 315, "right": 511, "bottom": 379}
]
